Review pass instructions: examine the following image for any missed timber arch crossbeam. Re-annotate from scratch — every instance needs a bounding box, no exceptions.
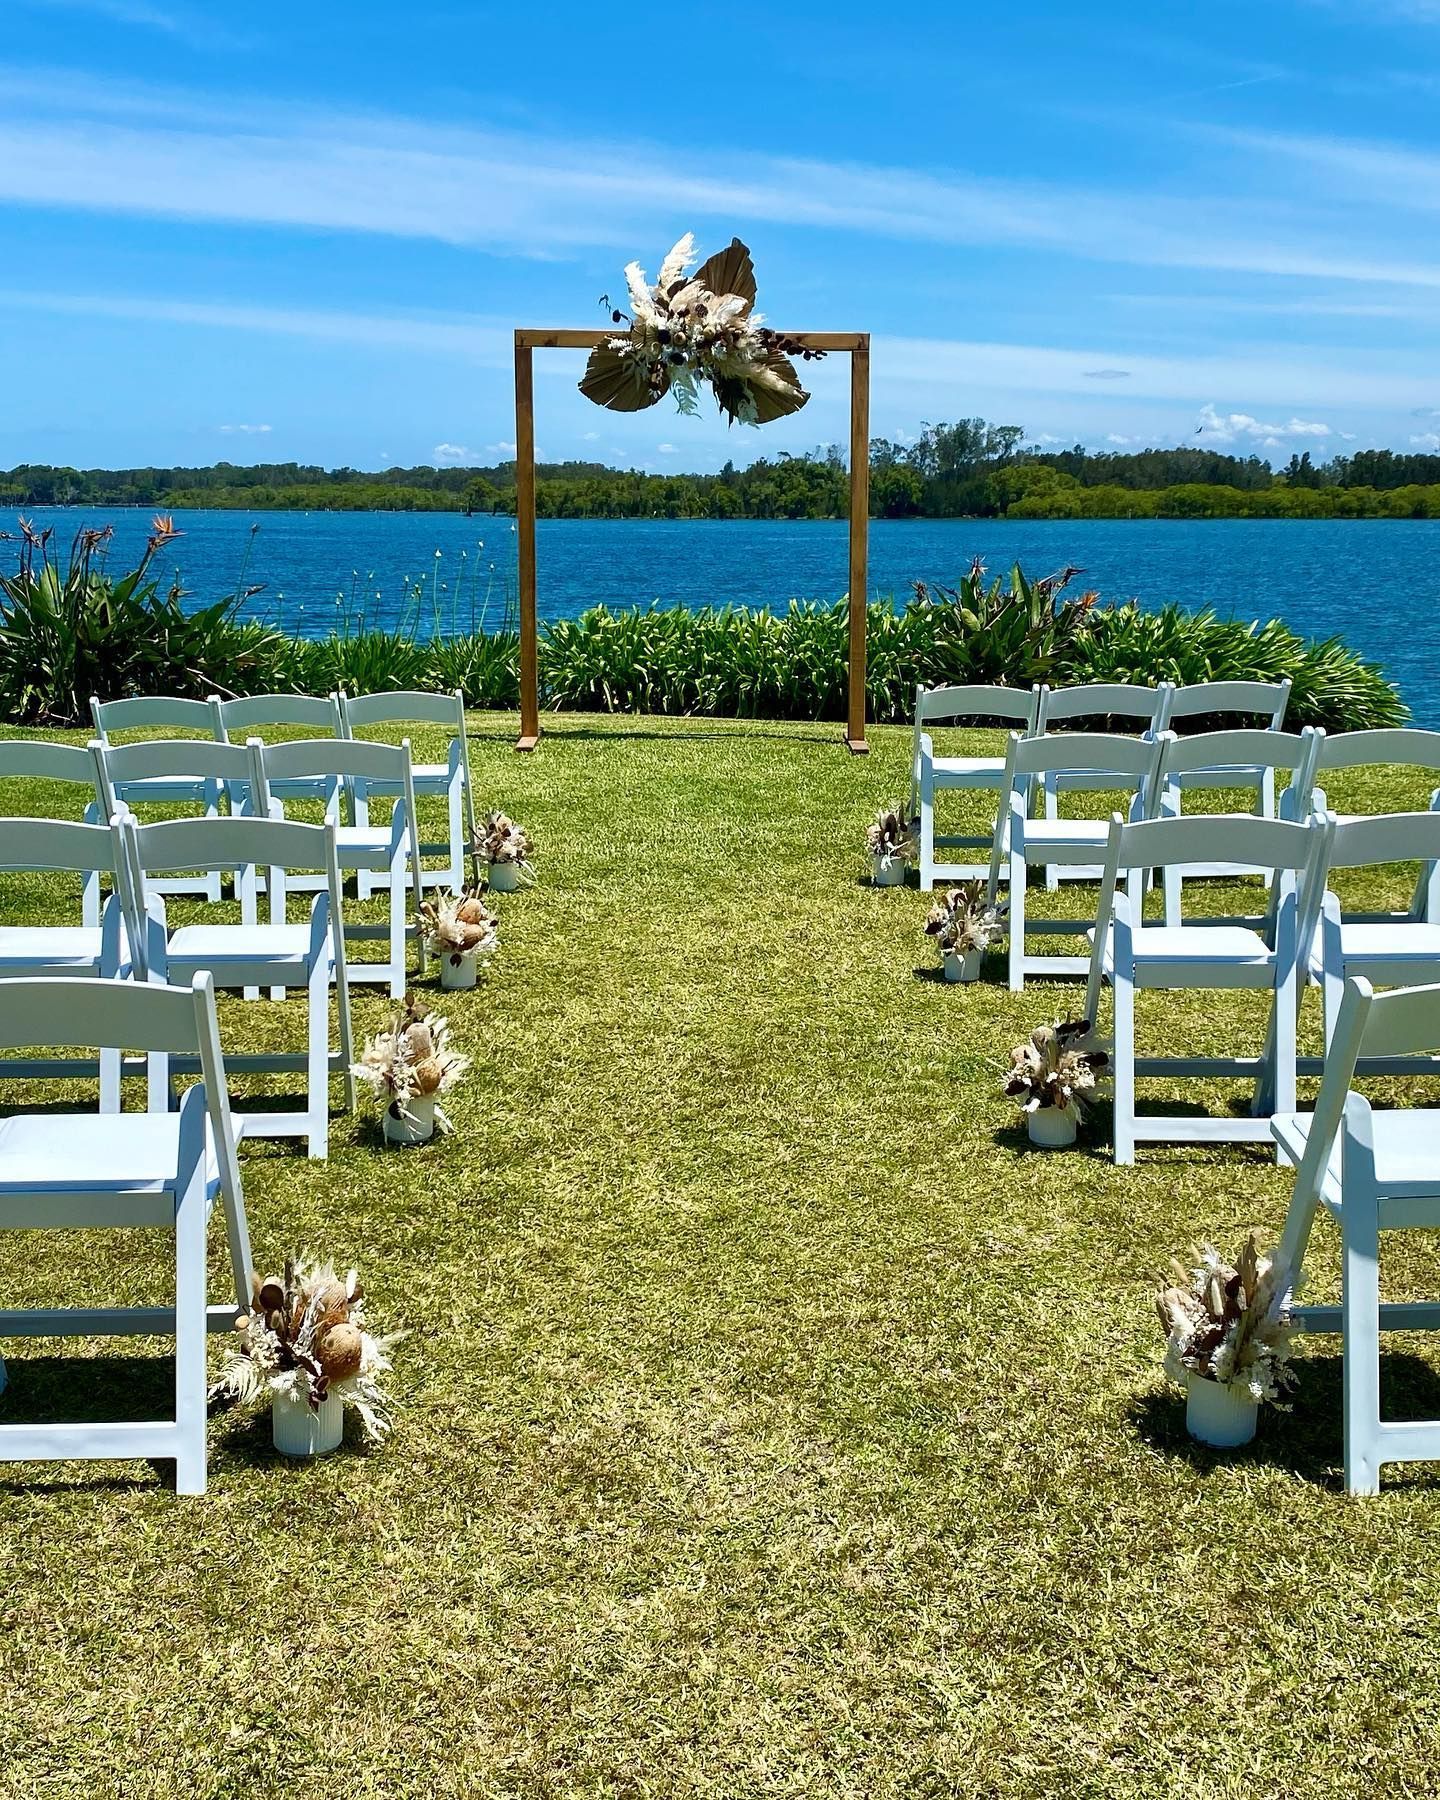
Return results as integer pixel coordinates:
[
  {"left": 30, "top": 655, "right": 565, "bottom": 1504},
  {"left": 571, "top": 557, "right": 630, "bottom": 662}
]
[{"left": 512, "top": 328, "right": 871, "bottom": 753}]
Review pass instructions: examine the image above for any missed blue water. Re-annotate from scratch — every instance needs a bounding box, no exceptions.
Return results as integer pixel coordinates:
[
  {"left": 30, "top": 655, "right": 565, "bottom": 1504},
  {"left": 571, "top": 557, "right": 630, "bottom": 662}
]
[{"left": 11, "top": 508, "right": 1440, "bottom": 722}]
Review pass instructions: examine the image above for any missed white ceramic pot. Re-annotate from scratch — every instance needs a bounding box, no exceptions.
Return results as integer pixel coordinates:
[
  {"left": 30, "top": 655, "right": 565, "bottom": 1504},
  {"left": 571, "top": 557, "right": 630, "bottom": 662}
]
[
  {"left": 487, "top": 860, "right": 521, "bottom": 893},
  {"left": 439, "top": 949, "right": 479, "bottom": 990},
  {"left": 942, "top": 946, "right": 982, "bottom": 984},
  {"left": 272, "top": 1388, "right": 344, "bottom": 1457},
  {"left": 1026, "top": 1105, "right": 1078, "bottom": 1149},
  {"left": 383, "top": 1092, "right": 437, "bottom": 1145},
  {"left": 1186, "top": 1374, "right": 1258, "bottom": 1448},
  {"left": 871, "top": 853, "right": 906, "bottom": 888}
]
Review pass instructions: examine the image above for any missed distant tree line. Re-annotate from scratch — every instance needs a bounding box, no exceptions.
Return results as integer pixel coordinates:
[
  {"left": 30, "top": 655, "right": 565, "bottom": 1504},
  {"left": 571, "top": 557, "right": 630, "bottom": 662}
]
[{"left": 8, "top": 428, "right": 1440, "bottom": 521}]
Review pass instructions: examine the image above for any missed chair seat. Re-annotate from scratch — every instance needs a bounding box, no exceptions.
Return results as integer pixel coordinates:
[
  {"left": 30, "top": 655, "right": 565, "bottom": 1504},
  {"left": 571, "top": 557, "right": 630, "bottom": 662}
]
[
  {"left": 334, "top": 826, "right": 394, "bottom": 865},
  {"left": 0, "top": 1112, "right": 219, "bottom": 1196},
  {"left": 932, "top": 756, "right": 1004, "bottom": 782},
  {"left": 115, "top": 775, "right": 212, "bottom": 802},
  {"left": 1273, "top": 1109, "right": 1440, "bottom": 1211},
  {"left": 167, "top": 924, "right": 314, "bottom": 964},
  {"left": 0, "top": 927, "right": 104, "bottom": 968},
  {"left": 1334, "top": 923, "right": 1440, "bottom": 961},
  {"left": 1096, "top": 923, "right": 1273, "bottom": 973},
  {"left": 1022, "top": 818, "right": 1110, "bottom": 849}
]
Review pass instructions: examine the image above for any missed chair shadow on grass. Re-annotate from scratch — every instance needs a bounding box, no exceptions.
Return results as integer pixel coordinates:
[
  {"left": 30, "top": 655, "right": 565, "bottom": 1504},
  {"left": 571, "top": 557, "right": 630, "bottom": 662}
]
[
  {"left": 0, "top": 1351, "right": 381, "bottom": 1490},
  {"left": 1130, "top": 1350, "right": 1440, "bottom": 1492}
]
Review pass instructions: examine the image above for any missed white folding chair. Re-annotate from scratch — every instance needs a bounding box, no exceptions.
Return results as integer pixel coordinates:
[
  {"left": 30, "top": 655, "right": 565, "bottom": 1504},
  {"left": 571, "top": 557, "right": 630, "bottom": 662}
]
[
  {"left": 250, "top": 738, "right": 422, "bottom": 997},
  {"left": 1273, "top": 976, "right": 1440, "bottom": 1495},
  {"left": 340, "top": 689, "right": 479, "bottom": 893},
  {"left": 1034, "top": 682, "right": 1173, "bottom": 885},
  {"left": 908, "top": 683, "right": 1041, "bottom": 888},
  {"left": 1084, "top": 812, "right": 1333, "bottom": 1164},
  {"left": 0, "top": 818, "right": 137, "bottom": 1109},
  {"left": 0, "top": 973, "right": 253, "bottom": 1496},
  {"left": 1312, "top": 728, "right": 1440, "bottom": 824},
  {"left": 89, "top": 695, "right": 227, "bottom": 901},
  {"left": 0, "top": 739, "right": 109, "bottom": 926},
  {"left": 1308, "top": 811, "right": 1440, "bottom": 1075},
  {"left": 119, "top": 815, "right": 355, "bottom": 1159},
  {"left": 1154, "top": 726, "right": 1323, "bottom": 921},
  {"left": 986, "top": 731, "right": 1167, "bottom": 989}
]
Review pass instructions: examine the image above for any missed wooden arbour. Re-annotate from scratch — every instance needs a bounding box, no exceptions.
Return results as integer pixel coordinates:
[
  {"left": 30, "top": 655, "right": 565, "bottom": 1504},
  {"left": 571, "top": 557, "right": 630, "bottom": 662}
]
[{"left": 512, "top": 327, "right": 871, "bottom": 752}]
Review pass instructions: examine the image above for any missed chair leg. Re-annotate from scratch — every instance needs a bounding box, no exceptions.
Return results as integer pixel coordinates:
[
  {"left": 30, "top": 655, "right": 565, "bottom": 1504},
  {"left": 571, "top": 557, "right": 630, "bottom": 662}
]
[
  {"left": 1262, "top": 981, "right": 1297, "bottom": 1139},
  {"left": 1341, "top": 1189, "right": 1383, "bottom": 1498},
  {"left": 1044, "top": 775, "right": 1060, "bottom": 891},
  {"left": 388, "top": 856, "right": 407, "bottom": 999},
  {"left": 307, "top": 959, "right": 330, "bottom": 1161},
  {"left": 919, "top": 769, "right": 935, "bottom": 892},
  {"left": 1112, "top": 970, "right": 1136, "bottom": 1166},
  {"left": 99, "top": 1046, "right": 121, "bottom": 1114},
  {"left": 355, "top": 790, "right": 374, "bottom": 900},
  {"left": 447, "top": 774, "right": 464, "bottom": 891},
  {"left": 1008, "top": 853, "right": 1026, "bottom": 992},
  {"left": 172, "top": 1165, "right": 209, "bottom": 1497}
]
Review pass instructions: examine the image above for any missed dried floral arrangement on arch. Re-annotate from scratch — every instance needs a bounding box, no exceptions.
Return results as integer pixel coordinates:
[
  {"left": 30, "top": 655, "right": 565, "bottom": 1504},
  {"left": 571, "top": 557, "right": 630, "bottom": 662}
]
[{"left": 581, "top": 234, "right": 822, "bottom": 427}]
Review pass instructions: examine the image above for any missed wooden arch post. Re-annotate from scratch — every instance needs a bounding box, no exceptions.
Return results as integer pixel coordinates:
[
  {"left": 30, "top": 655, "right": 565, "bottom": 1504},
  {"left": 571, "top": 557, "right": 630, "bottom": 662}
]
[{"left": 512, "top": 328, "right": 870, "bottom": 753}]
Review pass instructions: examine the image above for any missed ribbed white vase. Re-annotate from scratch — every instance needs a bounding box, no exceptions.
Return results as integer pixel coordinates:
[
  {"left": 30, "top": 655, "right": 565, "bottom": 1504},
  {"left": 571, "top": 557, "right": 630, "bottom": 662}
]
[
  {"left": 271, "top": 1388, "right": 344, "bottom": 1457},
  {"left": 1027, "top": 1105, "right": 1078, "bottom": 1148},
  {"left": 439, "top": 950, "right": 479, "bottom": 990},
  {"left": 383, "top": 1093, "right": 437, "bottom": 1145},
  {"left": 942, "top": 947, "right": 982, "bottom": 983},
  {"left": 1186, "top": 1375, "right": 1259, "bottom": 1447},
  {"left": 488, "top": 861, "right": 521, "bottom": 893}
]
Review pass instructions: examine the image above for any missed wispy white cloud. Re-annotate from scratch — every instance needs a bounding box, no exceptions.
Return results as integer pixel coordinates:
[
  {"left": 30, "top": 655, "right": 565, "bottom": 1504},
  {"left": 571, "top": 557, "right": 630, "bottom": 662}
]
[
  {"left": 16, "top": 0, "right": 245, "bottom": 49},
  {"left": 6, "top": 70, "right": 1440, "bottom": 292},
  {"left": 431, "top": 443, "right": 476, "bottom": 466},
  {"left": 1411, "top": 432, "right": 1440, "bottom": 449},
  {"left": 1084, "top": 369, "right": 1132, "bottom": 381},
  {"left": 217, "top": 421, "right": 270, "bottom": 435}
]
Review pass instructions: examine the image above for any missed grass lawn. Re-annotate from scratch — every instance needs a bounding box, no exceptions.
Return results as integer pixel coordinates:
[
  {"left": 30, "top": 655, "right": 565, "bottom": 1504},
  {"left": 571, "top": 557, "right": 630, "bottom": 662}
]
[{"left": 3, "top": 711, "right": 1440, "bottom": 1798}]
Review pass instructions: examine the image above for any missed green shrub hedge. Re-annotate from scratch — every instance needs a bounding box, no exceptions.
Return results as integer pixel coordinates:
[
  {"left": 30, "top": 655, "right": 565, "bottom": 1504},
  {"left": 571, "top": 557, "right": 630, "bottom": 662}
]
[{"left": 0, "top": 533, "right": 1406, "bottom": 732}]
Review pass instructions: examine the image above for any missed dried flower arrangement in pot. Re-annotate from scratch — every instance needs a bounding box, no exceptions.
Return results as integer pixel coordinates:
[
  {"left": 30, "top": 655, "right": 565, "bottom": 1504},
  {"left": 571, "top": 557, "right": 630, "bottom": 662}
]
[
  {"left": 1003, "top": 1017, "right": 1110, "bottom": 1148},
  {"left": 866, "top": 804, "right": 914, "bottom": 888},
  {"left": 580, "top": 234, "right": 821, "bottom": 427},
  {"left": 924, "top": 882, "right": 1007, "bottom": 982},
  {"left": 1157, "top": 1235, "right": 1296, "bottom": 1448},
  {"left": 418, "top": 888, "right": 498, "bottom": 990},
  {"left": 473, "top": 810, "right": 534, "bottom": 894},
  {"left": 353, "top": 992, "right": 470, "bottom": 1145},
  {"left": 211, "top": 1257, "right": 400, "bottom": 1457}
]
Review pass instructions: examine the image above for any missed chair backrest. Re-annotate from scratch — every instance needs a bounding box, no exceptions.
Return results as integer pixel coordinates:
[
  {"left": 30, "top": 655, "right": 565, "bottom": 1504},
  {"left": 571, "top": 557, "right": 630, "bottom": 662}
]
[
  {"left": 914, "top": 683, "right": 1041, "bottom": 730},
  {"left": 0, "top": 972, "right": 242, "bottom": 1201},
  {"left": 0, "top": 816, "right": 123, "bottom": 876},
  {"left": 1101, "top": 810, "right": 1325, "bottom": 881},
  {"left": 90, "top": 695, "right": 219, "bottom": 744},
  {"left": 0, "top": 739, "right": 104, "bottom": 794},
  {"left": 89, "top": 737, "right": 256, "bottom": 821},
  {"left": 341, "top": 688, "right": 465, "bottom": 734},
  {"left": 1005, "top": 729, "right": 1167, "bottom": 784},
  {"left": 1315, "top": 727, "right": 1440, "bottom": 773},
  {"left": 1326, "top": 810, "right": 1440, "bottom": 872},
  {"left": 1157, "top": 726, "right": 1321, "bottom": 784},
  {"left": 125, "top": 813, "right": 338, "bottom": 877},
  {"left": 253, "top": 736, "right": 413, "bottom": 787},
  {"left": 1035, "top": 682, "right": 1172, "bottom": 732},
  {"left": 1163, "top": 679, "right": 1291, "bottom": 729},
  {"left": 212, "top": 693, "right": 343, "bottom": 741}
]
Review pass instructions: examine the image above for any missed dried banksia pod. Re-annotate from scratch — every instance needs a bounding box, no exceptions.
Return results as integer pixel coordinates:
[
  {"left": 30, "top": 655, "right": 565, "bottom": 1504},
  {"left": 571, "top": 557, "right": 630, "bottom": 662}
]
[
  {"left": 316, "top": 1321, "right": 363, "bottom": 1383},
  {"left": 411, "top": 1055, "right": 444, "bottom": 1095},
  {"left": 399, "top": 1020, "right": 434, "bottom": 1063}
]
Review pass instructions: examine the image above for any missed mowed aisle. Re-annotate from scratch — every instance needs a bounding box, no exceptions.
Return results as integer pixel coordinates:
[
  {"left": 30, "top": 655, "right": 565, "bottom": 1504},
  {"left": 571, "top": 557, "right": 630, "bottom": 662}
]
[{"left": 3, "top": 711, "right": 1440, "bottom": 1797}]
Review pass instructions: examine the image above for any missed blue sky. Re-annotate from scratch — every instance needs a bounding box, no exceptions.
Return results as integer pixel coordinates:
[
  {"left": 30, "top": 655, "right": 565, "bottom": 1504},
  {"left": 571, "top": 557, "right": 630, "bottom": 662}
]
[{"left": 6, "top": 0, "right": 1440, "bottom": 473}]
